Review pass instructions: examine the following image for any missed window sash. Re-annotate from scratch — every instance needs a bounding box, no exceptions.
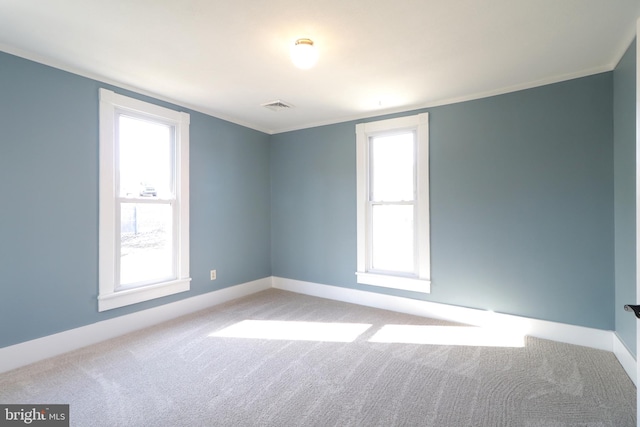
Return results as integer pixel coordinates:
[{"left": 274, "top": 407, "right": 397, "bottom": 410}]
[
  {"left": 367, "top": 130, "right": 418, "bottom": 276},
  {"left": 115, "top": 111, "right": 177, "bottom": 199},
  {"left": 369, "top": 131, "right": 416, "bottom": 203},
  {"left": 116, "top": 199, "right": 177, "bottom": 290},
  {"left": 114, "top": 110, "right": 179, "bottom": 289},
  {"left": 367, "top": 201, "right": 418, "bottom": 276}
]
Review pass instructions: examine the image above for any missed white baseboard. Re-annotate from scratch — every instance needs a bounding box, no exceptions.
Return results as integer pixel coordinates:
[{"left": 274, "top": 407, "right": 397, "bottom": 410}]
[
  {"left": 273, "top": 276, "right": 640, "bottom": 384},
  {"left": 613, "top": 332, "right": 637, "bottom": 386},
  {"left": 272, "top": 277, "right": 614, "bottom": 351},
  {"left": 3, "top": 275, "right": 636, "bottom": 386},
  {"left": 0, "top": 277, "right": 272, "bottom": 374}
]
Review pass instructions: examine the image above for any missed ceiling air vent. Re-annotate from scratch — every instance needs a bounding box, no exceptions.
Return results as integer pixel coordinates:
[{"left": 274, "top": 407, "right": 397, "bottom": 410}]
[{"left": 261, "top": 100, "right": 294, "bottom": 112}]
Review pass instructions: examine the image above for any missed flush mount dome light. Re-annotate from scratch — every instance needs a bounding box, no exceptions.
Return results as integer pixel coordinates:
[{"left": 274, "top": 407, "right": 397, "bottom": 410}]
[{"left": 290, "top": 38, "right": 318, "bottom": 69}]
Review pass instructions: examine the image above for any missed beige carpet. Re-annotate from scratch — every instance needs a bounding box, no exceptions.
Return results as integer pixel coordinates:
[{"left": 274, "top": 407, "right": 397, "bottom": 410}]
[{"left": 0, "top": 289, "right": 636, "bottom": 426}]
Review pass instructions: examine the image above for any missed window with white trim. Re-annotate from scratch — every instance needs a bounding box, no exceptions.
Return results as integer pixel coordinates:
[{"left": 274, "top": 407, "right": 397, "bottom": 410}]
[
  {"left": 98, "top": 89, "right": 190, "bottom": 311},
  {"left": 355, "top": 113, "right": 430, "bottom": 293}
]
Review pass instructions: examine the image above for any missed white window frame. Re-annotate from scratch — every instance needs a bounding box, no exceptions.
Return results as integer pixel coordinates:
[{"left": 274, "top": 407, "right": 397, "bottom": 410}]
[
  {"left": 98, "top": 88, "right": 191, "bottom": 311},
  {"left": 355, "top": 113, "right": 430, "bottom": 293}
]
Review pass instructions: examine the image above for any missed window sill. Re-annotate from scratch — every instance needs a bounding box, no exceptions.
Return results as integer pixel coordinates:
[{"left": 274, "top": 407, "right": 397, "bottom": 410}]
[
  {"left": 356, "top": 272, "right": 431, "bottom": 294},
  {"left": 98, "top": 278, "right": 191, "bottom": 312}
]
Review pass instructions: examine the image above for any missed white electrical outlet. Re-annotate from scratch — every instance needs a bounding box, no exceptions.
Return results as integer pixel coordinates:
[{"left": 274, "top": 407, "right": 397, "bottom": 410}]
[{"left": 210, "top": 270, "right": 217, "bottom": 280}]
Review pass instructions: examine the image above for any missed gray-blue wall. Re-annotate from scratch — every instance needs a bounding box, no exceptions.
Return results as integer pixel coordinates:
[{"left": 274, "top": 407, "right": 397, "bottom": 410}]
[
  {"left": 0, "top": 47, "right": 625, "bottom": 349},
  {"left": 614, "top": 39, "right": 637, "bottom": 356},
  {"left": 0, "top": 52, "right": 272, "bottom": 348},
  {"left": 272, "top": 74, "right": 615, "bottom": 330}
]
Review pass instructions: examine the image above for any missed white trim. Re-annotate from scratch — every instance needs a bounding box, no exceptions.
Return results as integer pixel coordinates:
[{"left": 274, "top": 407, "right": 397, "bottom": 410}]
[
  {"left": 98, "top": 88, "right": 191, "bottom": 311},
  {"left": 272, "top": 277, "right": 613, "bottom": 351},
  {"left": 356, "top": 113, "right": 430, "bottom": 291},
  {"left": 270, "top": 65, "right": 613, "bottom": 135},
  {"left": 355, "top": 272, "right": 430, "bottom": 294},
  {"left": 97, "top": 278, "right": 191, "bottom": 312},
  {"left": 416, "top": 113, "right": 430, "bottom": 280},
  {"left": 635, "top": 19, "right": 640, "bottom": 425},
  {"left": 0, "top": 278, "right": 272, "bottom": 374},
  {"left": 613, "top": 332, "right": 637, "bottom": 386},
  {"left": 611, "top": 23, "right": 639, "bottom": 71},
  {"left": 0, "top": 44, "right": 617, "bottom": 136},
  {"left": 2, "top": 275, "right": 636, "bottom": 386},
  {"left": 357, "top": 114, "right": 425, "bottom": 133},
  {"left": 100, "top": 88, "right": 187, "bottom": 122},
  {"left": 0, "top": 43, "right": 273, "bottom": 135},
  {"left": 177, "top": 111, "right": 190, "bottom": 282}
]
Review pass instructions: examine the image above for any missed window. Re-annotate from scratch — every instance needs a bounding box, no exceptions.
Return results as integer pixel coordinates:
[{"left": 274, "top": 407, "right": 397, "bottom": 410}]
[
  {"left": 98, "top": 89, "right": 190, "bottom": 311},
  {"left": 355, "top": 113, "right": 430, "bottom": 293}
]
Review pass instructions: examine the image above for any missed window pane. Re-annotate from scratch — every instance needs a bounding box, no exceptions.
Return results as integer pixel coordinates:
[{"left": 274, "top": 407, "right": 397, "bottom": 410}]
[
  {"left": 371, "top": 204, "right": 414, "bottom": 273},
  {"left": 371, "top": 132, "right": 414, "bottom": 202},
  {"left": 119, "top": 115, "right": 173, "bottom": 198},
  {"left": 120, "top": 203, "right": 174, "bottom": 287}
]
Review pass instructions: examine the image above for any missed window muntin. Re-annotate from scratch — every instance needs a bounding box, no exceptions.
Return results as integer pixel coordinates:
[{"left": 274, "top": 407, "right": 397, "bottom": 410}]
[
  {"left": 370, "top": 204, "right": 415, "bottom": 273},
  {"left": 370, "top": 132, "right": 415, "bottom": 202},
  {"left": 356, "top": 113, "right": 430, "bottom": 294},
  {"left": 118, "top": 115, "right": 174, "bottom": 199},
  {"left": 99, "top": 88, "right": 190, "bottom": 311}
]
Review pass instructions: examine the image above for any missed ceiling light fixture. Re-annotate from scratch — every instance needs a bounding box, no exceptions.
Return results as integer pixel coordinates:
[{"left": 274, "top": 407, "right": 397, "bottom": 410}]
[{"left": 290, "top": 38, "right": 318, "bottom": 69}]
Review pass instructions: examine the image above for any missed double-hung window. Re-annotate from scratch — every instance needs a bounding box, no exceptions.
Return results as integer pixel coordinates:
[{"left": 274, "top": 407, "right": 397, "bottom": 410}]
[
  {"left": 98, "top": 89, "right": 190, "bottom": 311},
  {"left": 355, "top": 113, "right": 430, "bottom": 293}
]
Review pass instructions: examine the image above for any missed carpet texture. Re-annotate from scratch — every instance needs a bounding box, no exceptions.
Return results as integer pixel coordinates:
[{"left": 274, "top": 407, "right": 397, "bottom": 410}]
[{"left": 0, "top": 289, "right": 636, "bottom": 426}]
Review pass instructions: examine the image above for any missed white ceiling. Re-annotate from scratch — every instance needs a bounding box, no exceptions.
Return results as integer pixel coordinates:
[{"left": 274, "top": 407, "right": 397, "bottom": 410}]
[{"left": 0, "top": 0, "right": 639, "bottom": 134}]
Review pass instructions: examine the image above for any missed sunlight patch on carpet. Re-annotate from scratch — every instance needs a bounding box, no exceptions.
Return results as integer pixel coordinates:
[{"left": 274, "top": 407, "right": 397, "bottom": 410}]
[
  {"left": 368, "top": 325, "right": 526, "bottom": 347},
  {"left": 209, "top": 320, "right": 372, "bottom": 342}
]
